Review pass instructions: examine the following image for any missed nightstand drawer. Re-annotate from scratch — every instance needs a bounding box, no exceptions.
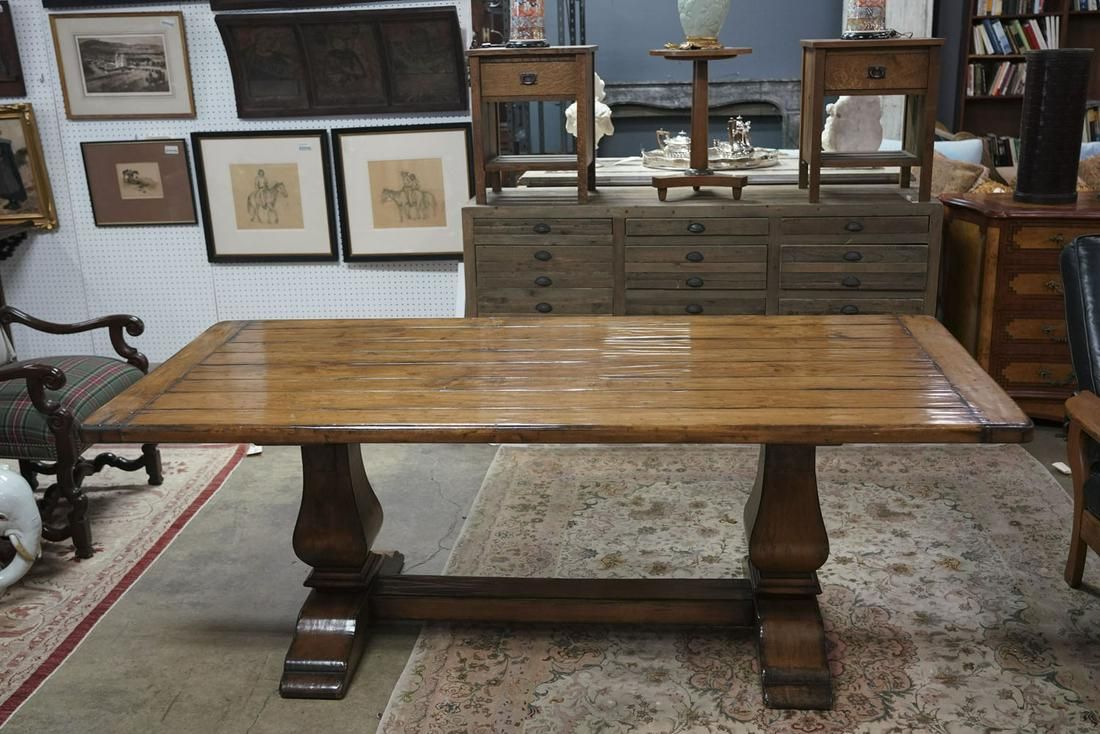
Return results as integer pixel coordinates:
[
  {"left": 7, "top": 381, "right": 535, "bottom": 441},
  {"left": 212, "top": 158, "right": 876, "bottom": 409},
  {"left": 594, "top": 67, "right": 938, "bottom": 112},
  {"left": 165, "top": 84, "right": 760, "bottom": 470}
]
[
  {"left": 779, "top": 216, "right": 929, "bottom": 236},
  {"left": 1002, "top": 271, "right": 1064, "bottom": 301},
  {"left": 479, "top": 60, "right": 578, "bottom": 98},
  {"left": 1010, "top": 225, "right": 1098, "bottom": 252},
  {"left": 997, "top": 360, "right": 1076, "bottom": 390},
  {"left": 626, "top": 218, "right": 769, "bottom": 237},
  {"left": 477, "top": 288, "right": 613, "bottom": 315},
  {"left": 823, "top": 51, "right": 929, "bottom": 92},
  {"left": 997, "top": 314, "right": 1070, "bottom": 347},
  {"left": 778, "top": 297, "right": 925, "bottom": 315},
  {"left": 625, "top": 290, "right": 766, "bottom": 316}
]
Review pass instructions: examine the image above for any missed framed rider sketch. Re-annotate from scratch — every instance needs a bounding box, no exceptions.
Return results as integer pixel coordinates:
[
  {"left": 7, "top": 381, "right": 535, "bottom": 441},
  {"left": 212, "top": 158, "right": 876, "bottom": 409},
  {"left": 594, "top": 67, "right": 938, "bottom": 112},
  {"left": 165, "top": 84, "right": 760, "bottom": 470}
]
[
  {"left": 333, "top": 123, "right": 473, "bottom": 261},
  {"left": 191, "top": 130, "right": 337, "bottom": 263}
]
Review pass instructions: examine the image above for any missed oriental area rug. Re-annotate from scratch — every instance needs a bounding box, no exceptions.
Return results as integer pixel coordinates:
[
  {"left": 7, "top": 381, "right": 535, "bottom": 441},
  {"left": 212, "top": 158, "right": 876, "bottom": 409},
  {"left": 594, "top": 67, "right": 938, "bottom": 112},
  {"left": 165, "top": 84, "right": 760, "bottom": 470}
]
[
  {"left": 379, "top": 445, "right": 1100, "bottom": 733},
  {"left": 0, "top": 444, "right": 246, "bottom": 727}
]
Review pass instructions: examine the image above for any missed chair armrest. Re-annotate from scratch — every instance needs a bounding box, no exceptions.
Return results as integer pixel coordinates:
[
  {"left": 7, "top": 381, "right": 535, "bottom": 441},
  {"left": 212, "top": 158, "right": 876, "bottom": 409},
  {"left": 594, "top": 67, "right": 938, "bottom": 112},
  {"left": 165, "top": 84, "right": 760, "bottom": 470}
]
[
  {"left": 0, "top": 362, "right": 67, "bottom": 416},
  {"left": 0, "top": 306, "right": 149, "bottom": 373},
  {"left": 1067, "top": 391, "right": 1100, "bottom": 440}
]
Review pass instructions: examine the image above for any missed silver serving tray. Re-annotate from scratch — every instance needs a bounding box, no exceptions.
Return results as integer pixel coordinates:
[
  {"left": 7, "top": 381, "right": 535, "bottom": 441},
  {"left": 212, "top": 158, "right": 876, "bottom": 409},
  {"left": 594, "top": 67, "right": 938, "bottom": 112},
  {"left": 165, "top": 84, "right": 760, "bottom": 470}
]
[{"left": 641, "top": 147, "right": 782, "bottom": 171}]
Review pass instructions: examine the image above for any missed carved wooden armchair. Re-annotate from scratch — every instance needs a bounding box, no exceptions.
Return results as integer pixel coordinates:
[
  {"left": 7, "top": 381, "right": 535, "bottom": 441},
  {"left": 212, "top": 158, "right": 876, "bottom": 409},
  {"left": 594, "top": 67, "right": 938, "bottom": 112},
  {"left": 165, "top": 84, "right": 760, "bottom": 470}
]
[
  {"left": 0, "top": 306, "right": 161, "bottom": 559},
  {"left": 1061, "top": 236, "right": 1100, "bottom": 587}
]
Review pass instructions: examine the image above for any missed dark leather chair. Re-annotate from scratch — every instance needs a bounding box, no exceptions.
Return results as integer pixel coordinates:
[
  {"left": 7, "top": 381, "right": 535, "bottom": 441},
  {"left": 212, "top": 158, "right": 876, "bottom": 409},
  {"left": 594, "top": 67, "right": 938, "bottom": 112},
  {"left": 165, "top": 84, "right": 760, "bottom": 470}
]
[
  {"left": 0, "top": 307, "right": 162, "bottom": 558},
  {"left": 1061, "top": 235, "right": 1100, "bottom": 587}
]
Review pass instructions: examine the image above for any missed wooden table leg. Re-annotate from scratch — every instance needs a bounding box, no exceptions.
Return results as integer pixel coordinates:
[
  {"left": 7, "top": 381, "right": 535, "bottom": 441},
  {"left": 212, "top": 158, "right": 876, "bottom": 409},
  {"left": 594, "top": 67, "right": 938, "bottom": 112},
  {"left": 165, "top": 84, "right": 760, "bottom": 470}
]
[
  {"left": 280, "top": 444, "right": 398, "bottom": 699},
  {"left": 744, "top": 444, "right": 832, "bottom": 710}
]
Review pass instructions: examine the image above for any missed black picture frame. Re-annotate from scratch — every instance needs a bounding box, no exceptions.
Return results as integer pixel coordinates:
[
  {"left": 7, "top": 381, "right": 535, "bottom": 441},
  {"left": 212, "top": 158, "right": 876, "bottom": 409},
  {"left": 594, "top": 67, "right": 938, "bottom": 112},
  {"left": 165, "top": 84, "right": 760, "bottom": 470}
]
[
  {"left": 0, "top": 2, "right": 25, "bottom": 97},
  {"left": 333, "top": 122, "right": 474, "bottom": 262},
  {"left": 191, "top": 130, "right": 338, "bottom": 263},
  {"left": 42, "top": 1, "right": 181, "bottom": 6},
  {"left": 210, "top": 0, "right": 399, "bottom": 9},
  {"left": 214, "top": 7, "right": 468, "bottom": 119}
]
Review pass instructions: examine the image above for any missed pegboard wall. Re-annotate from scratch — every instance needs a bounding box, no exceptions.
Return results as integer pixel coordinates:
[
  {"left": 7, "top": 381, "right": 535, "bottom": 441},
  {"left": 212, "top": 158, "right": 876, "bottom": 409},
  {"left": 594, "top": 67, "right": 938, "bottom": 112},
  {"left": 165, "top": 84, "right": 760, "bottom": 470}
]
[{"left": 0, "top": 0, "right": 471, "bottom": 362}]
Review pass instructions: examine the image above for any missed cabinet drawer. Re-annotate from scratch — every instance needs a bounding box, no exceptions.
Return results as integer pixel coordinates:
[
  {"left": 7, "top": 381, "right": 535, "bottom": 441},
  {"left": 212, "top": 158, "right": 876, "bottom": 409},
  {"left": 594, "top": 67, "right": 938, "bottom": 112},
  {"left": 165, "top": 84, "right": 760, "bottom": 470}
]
[
  {"left": 479, "top": 60, "right": 577, "bottom": 98},
  {"left": 998, "top": 315, "right": 1070, "bottom": 347},
  {"left": 476, "top": 244, "right": 612, "bottom": 271},
  {"left": 997, "top": 360, "right": 1077, "bottom": 391},
  {"left": 625, "top": 290, "right": 766, "bottom": 316},
  {"left": 1003, "top": 271, "right": 1064, "bottom": 301},
  {"left": 778, "top": 297, "right": 925, "bottom": 315},
  {"left": 779, "top": 216, "right": 929, "bottom": 236},
  {"left": 781, "top": 270, "right": 927, "bottom": 291},
  {"left": 477, "top": 288, "right": 613, "bottom": 315},
  {"left": 627, "top": 244, "right": 766, "bottom": 267},
  {"left": 823, "top": 50, "right": 929, "bottom": 92},
  {"left": 1010, "top": 225, "right": 1098, "bottom": 252},
  {"left": 626, "top": 271, "right": 765, "bottom": 290},
  {"left": 781, "top": 244, "right": 928, "bottom": 265},
  {"left": 473, "top": 218, "right": 612, "bottom": 245},
  {"left": 625, "top": 218, "right": 769, "bottom": 237}
]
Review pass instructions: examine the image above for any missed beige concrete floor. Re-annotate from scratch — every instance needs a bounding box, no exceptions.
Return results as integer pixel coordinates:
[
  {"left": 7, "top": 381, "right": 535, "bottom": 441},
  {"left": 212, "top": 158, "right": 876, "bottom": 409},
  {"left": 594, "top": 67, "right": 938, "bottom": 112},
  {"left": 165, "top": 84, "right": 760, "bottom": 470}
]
[{"left": 2, "top": 425, "right": 1079, "bottom": 732}]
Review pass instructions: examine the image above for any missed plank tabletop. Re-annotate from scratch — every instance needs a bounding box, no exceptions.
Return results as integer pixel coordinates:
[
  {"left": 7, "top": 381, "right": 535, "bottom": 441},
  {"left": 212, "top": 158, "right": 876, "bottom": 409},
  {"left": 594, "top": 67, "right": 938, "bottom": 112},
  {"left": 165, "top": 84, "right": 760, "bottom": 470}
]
[{"left": 83, "top": 315, "right": 1033, "bottom": 446}]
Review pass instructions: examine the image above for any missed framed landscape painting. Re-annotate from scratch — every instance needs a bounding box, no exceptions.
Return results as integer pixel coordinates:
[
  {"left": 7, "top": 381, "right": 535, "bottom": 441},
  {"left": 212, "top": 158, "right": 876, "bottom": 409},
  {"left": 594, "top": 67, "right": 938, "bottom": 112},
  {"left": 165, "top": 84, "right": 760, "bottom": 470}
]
[
  {"left": 334, "top": 124, "right": 473, "bottom": 261},
  {"left": 0, "top": 104, "right": 57, "bottom": 232},
  {"left": 192, "top": 130, "right": 337, "bottom": 263},
  {"left": 49, "top": 12, "right": 195, "bottom": 120},
  {"left": 81, "top": 139, "right": 196, "bottom": 226}
]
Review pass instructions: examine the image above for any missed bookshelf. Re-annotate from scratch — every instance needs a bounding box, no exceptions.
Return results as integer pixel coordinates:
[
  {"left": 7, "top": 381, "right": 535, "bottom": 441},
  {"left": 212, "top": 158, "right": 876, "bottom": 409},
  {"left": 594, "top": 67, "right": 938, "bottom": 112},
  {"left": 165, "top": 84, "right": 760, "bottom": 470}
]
[{"left": 955, "top": 0, "right": 1100, "bottom": 138}]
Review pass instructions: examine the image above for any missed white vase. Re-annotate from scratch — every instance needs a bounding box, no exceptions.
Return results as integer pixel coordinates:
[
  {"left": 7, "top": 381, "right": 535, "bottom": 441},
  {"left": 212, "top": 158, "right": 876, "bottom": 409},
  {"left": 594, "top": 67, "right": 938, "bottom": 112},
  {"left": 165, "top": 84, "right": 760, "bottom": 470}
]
[{"left": 677, "top": 0, "right": 732, "bottom": 48}]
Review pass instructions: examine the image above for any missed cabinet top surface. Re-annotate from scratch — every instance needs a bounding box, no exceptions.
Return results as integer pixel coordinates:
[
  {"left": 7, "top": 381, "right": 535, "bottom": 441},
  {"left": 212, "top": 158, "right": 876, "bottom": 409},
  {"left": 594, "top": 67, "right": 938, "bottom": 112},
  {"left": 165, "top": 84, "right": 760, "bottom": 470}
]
[
  {"left": 467, "top": 45, "right": 597, "bottom": 58},
  {"left": 940, "top": 193, "right": 1100, "bottom": 220},
  {"left": 85, "top": 315, "right": 1029, "bottom": 446},
  {"left": 469, "top": 185, "right": 937, "bottom": 211},
  {"left": 801, "top": 38, "right": 944, "bottom": 49}
]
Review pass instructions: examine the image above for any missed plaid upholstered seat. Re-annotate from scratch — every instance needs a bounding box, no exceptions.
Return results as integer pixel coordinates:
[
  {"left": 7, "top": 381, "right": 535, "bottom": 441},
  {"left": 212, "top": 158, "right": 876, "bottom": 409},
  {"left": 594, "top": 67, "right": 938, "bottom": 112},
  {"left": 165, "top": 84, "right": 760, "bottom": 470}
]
[{"left": 0, "top": 355, "right": 143, "bottom": 460}]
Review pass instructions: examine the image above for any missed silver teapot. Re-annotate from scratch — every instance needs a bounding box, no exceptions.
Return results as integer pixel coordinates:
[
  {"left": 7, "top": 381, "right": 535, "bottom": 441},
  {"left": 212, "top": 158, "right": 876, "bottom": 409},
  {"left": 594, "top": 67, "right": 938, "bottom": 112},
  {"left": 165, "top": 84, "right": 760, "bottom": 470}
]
[{"left": 655, "top": 129, "right": 692, "bottom": 160}]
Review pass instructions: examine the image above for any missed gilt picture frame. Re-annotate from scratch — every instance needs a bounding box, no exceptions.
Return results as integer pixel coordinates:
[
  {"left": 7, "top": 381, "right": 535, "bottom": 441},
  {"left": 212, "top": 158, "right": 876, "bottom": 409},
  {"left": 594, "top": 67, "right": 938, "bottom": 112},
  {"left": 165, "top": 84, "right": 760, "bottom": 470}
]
[
  {"left": 192, "top": 130, "right": 337, "bottom": 263},
  {"left": 0, "top": 2, "right": 26, "bottom": 97},
  {"left": 81, "top": 139, "right": 197, "bottom": 227},
  {"left": 0, "top": 104, "right": 57, "bottom": 232},
  {"left": 215, "top": 7, "right": 467, "bottom": 119},
  {"left": 49, "top": 12, "right": 195, "bottom": 120},
  {"left": 333, "top": 123, "right": 473, "bottom": 261}
]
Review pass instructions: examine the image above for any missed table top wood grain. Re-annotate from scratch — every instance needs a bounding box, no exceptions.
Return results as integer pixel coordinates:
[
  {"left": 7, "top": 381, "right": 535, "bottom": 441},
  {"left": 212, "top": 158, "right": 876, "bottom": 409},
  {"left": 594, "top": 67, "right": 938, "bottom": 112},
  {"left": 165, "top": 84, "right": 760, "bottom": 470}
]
[{"left": 84, "top": 315, "right": 1032, "bottom": 446}]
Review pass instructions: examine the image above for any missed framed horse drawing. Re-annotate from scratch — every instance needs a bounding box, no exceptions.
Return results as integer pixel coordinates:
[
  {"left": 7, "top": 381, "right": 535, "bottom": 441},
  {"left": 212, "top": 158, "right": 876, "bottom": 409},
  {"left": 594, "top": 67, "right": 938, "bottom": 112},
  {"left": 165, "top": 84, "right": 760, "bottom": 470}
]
[
  {"left": 191, "top": 130, "right": 337, "bottom": 262},
  {"left": 333, "top": 123, "right": 473, "bottom": 261}
]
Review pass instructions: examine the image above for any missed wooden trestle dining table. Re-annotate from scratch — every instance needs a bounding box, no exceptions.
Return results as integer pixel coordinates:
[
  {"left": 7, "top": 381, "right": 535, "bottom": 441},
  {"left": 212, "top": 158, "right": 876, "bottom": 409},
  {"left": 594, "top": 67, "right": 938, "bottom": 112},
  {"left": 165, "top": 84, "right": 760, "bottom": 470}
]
[{"left": 84, "top": 315, "right": 1032, "bottom": 710}]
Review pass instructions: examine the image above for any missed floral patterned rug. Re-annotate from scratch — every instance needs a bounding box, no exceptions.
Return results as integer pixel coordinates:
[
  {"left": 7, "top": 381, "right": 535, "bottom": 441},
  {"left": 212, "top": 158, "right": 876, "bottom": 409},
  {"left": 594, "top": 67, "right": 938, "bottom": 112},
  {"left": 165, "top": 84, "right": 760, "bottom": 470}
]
[
  {"left": 0, "top": 444, "right": 246, "bottom": 727},
  {"left": 379, "top": 445, "right": 1100, "bottom": 733}
]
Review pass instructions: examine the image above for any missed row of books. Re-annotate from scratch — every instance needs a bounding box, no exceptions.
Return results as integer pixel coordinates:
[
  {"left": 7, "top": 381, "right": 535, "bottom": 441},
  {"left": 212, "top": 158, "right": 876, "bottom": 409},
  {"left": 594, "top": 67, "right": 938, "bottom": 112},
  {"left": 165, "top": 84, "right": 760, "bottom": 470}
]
[
  {"left": 976, "top": 0, "right": 1049, "bottom": 14},
  {"left": 1085, "top": 103, "right": 1100, "bottom": 143},
  {"left": 972, "top": 16, "right": 1059, "bottom": 54},
  {"left": 966, "top": 61, "right": 1028, "bottom": 96},
  {"left": 1074, "top": 1, "right": 1100, "bottom": 11}
]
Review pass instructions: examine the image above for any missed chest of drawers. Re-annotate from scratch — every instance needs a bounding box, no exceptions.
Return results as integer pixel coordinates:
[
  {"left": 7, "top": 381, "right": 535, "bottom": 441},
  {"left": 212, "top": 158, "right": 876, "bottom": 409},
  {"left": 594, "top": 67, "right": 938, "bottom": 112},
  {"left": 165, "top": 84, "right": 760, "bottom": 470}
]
[
  {"left": 940, "top": 193, "right": 1100, "bottom": 421},
  {"left": 463, "top": 187, "right": 942, "bottom": 319}
]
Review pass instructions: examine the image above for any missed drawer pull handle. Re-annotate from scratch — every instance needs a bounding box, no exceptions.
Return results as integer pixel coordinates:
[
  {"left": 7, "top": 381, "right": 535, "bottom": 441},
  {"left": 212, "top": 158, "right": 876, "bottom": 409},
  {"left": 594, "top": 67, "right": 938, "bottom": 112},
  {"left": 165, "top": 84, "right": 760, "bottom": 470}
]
[
  {"left": 520, "top": 72, "right": 538, "bottom": 86},
  {"left": 533, "top": 223, "right": 552, "bottom": 234},
  {"left": 687, "top": 222, "right": 706, "bottom": 234},
  {"left": 686, "top": 277, "right": 704, "bottom": 288},
  {"left": 1038, "top": 369, "right": 1075, "bottom": 387},
  {"left": 867, "top": 66, "right": 887, "bottom": 80},
  {"left": 685, "top": 251, "right": 705, "bottom": 262},
  {"left": 1050, "top": 233, "right": 1066, "bottom": 245},
  {"left": 840, "top": 304, "right": 860, "bottom": 315},
  {"left": 685, "top": 304, "right": 704, "bottom": 315},
  {"left": 845, "top": 221, "right": 864, "bottom": 233},
  {"left": 842, "top": 275, "right": 862, "bottom": 288},
  {"left": 1040, "top": 324, "right": 1067, "bottom": 342},
  {"left": 534, "top": 276, "right": 553, "bottom": 287},
  {"left": 534, "top": 250, "right": 553, "bottom": 261},
  {"left": 535, "top": 302, "right": 553, "bottom": 314},
  {"left": 843, "top": 250, "right": 863, "bottom": 262},
  {"left": 1045, "top": 279, "right": 1063, "bottom": 294}
]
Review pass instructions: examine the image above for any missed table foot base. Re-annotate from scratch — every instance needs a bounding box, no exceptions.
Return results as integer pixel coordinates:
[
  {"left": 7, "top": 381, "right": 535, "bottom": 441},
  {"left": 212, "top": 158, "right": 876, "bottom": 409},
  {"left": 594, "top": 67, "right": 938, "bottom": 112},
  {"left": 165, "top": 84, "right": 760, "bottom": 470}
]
[
  {"left": 755, "top": 594, "right": 833, "bottom": 709},
  {"left": 652, "top": 174, "right": 747, "bottom": 201},
  {"left": 280, "top": 588, "right": 371, "bottom": 699}
]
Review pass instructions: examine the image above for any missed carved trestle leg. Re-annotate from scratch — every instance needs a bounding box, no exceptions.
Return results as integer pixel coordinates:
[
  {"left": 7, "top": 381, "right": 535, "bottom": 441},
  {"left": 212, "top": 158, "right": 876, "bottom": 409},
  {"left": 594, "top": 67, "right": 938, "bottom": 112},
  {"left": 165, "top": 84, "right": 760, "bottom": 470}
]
[
  {"left": 744, "top": 444, "right": 832, "bottom": 710},
  {"left": 280, "top": 444, "right": 402, "bottom": 699}
]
